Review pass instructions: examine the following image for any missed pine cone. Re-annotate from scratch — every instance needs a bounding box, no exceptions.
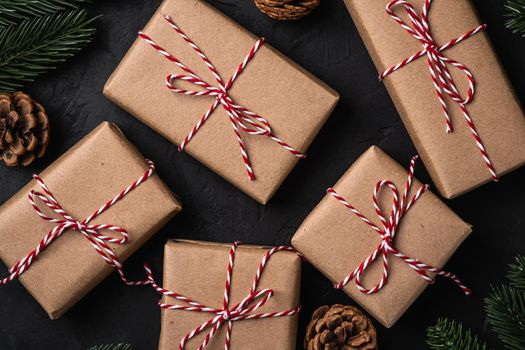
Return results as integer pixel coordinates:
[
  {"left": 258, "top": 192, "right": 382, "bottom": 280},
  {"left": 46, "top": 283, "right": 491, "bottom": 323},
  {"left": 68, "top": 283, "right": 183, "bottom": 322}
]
[
  {"left": 0, "top": 92, "right": 50, "bottom": 167},
  {"left": 304, "top": 305, "right": 378, "bottom": 350},
  {"left": 254, "top": 0, "right": 320, "bottom": 20}
]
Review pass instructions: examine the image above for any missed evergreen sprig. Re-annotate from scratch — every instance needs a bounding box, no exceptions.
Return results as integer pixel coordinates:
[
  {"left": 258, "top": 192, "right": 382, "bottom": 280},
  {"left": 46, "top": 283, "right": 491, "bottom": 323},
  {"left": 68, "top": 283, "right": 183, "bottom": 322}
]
[
  {"left": 427, "top": 255, "right": 525, "bottom": 349},
  {"left": 0, "top": 0, "right": 89, "bottom": 28},
  {"left": 485, "top": 285, "right": 525, "bottom": 350},
  {"left": 505, "top": 0, "right": 525, "bottom": 36},
  {"left": 426, "top": 318, "right": 489, "bottom": 350},
  {"left": 0, "top": 9, "right": 97, "bottom": 92},
  {"left": 87, "top": 344, "right": 133, "bottom": 350},
  {"left": 508, "top": 255, "right": 525, "bottom": 290}
]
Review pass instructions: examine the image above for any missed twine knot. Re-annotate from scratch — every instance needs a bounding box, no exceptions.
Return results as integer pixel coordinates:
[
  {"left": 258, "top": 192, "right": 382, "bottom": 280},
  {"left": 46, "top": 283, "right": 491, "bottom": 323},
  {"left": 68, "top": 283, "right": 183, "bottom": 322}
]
[
  {"left": 219, "top": 309, "right": 233, "bottom": 321},
  {"left": 423, "top": 42, "right": 437, "bottom": 53},
  {"left": 74, "top": 221, "right": 84, "bottom": 231},
  {"left": 72, "top": 220, "right": 88, "bottom": 232},
  {"left": 381, "top": 231, "right": 394, "bottom": 250},
  {"left": 215, "top": 90, "right": 230, "bottom": 104}
]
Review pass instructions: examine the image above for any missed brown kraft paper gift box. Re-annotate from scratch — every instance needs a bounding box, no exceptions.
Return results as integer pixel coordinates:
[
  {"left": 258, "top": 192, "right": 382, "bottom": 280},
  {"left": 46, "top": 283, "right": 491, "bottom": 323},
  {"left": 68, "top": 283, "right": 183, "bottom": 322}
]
[
  {"left": 0, "top": 122, "right": 182, "bottom": 319},
  {"left": 343, "top": 0, "right": 525, "bottom": 198},
  {"left": 158, "top": 240, "right": 301, "bottom": 350},
  {"left": 104, "top": 0, "right": 339, "bottom": 204},
  {"left": 292, "top": 146, "right": 472, "bottom": 328}
]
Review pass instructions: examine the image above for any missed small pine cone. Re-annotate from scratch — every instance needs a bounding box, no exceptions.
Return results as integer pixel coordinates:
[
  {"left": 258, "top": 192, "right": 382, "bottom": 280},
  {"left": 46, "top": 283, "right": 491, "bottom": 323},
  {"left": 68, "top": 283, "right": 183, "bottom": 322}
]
[
  {"left": 304, "top": 305, "right": 377, "bottom": 350},
  {"left": 0, "top": 92, "right": 50, "bottom": 167},
  {"left": 254, "top": 0, "right": 320, "bottom": 21}
]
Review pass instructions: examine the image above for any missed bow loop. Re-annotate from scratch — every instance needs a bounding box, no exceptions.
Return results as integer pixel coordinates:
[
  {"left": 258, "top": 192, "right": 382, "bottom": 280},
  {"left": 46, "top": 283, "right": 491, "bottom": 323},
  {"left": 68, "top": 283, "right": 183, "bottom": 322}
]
[
  {"left": 234, "top": 288, "right": 275, "bottom": 318},
  {"left": 350, "top": 242, "right": 393, "bottom": 294},
  {"left": 82, "top": 226, "right": 129, "bottom": 244},
  {"left": 372, "top": 180, "right": 402, "bottom": 235},
  {"left": 386, "top": 0, "right": 430, "bottom": 43},
  {"left": 28, "top": 189, "right": 67, "bottom": 223},
  {"left": 434, "top": 55, "right": 475, "bottom": 105},
  {"left": 166, "top": 73, "right": 217, "bottom": 97}
]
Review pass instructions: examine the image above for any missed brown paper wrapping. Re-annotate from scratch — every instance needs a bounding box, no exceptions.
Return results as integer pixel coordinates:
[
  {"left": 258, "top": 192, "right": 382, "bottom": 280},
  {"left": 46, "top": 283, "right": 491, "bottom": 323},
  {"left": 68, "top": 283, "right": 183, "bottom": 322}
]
[
  {"left": 292, "top": 146, "right": 472, "bottom": 328},
  {"left": 0, "top": 122, "right": 182, "bottom": 319},
  {"left": 343, "top": 0, "right": 525, "bottom": 198},
  {"left": 158, "top": 240, "right": 301, "bottom": 350},
  {"left": 104, "top": 0, "right": 339, "bottom": 204}
]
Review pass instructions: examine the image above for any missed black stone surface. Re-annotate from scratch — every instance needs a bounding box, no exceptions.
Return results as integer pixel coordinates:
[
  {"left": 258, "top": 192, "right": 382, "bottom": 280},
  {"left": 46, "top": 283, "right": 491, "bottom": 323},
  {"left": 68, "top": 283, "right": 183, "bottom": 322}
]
[{"left": 0, "top": 0, "right": 524, "bottom": 349}]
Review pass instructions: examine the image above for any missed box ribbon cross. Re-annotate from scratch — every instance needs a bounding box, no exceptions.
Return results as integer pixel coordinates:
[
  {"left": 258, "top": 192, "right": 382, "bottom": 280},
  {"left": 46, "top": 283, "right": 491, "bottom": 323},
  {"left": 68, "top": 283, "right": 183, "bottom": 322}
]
[
  {"left": 327, "top": 156, "right": 471, "bottom": 295},
  {"left": 143, "top": 242, "right": 302, "bottom": 350},
  {"left": 0, "top": 160, "right": 156, "bottom": 286},
  {"left": 138, "top": 15, "right": 305, "bottom": 181},
  {"left": 379, "top": 0, "right": 498, "bottom": 181}
]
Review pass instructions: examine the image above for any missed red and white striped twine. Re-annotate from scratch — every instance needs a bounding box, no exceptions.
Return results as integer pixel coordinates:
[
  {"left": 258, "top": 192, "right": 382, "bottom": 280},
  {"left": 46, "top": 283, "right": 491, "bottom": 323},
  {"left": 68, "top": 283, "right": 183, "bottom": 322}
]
[
  {"left": 143, "top": 242, "right": 302, "bottom": 350},
  {"left": 327, "top": 156, "right": 471, "bottom": 296},
  {"left": 138, "top": 16, "right": 305, "bottom": 181},
  {"left": 380, "top": 0, "right": 498, "bottom": 181},
  {"left": 0, "top": 160, "right": 156, "bottom": 287}
]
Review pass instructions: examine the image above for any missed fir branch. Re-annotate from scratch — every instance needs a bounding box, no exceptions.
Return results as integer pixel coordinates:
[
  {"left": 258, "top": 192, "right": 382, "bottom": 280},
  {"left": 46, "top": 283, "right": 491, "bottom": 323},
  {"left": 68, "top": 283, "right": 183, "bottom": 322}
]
[
  {"left": 485, "top": 285, "right": 525, "bottom": 350},
  {"left": 508, "top": 255, "right": 525, "bottom": 290},
  {"left": 87, "top": 344, "right": 133, "bottom": 350},
  {"left": 0, "top": 9, "right": 97, "bottom": 92},
  {"left": 0, "top": 0, "right": 89, "bottom": 28},
  {"left": 426, "top": 318, "right": 489, "bottom": 350},
  {"left": 505, "top": 0, "right": 525, "bottom": 37}
]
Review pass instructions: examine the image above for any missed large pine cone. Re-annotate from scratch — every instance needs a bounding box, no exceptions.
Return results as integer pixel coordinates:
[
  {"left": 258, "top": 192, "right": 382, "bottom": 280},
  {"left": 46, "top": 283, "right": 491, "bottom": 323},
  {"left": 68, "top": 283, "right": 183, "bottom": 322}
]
[
  {"left": 254, "top": 0, "right": 320, "bottom": 20},
  {"left": 0, "top": 92, "right": 50, "bottom": 167},
  {"left": 304, "top": 305, "right": 378, "bottom": 350}
]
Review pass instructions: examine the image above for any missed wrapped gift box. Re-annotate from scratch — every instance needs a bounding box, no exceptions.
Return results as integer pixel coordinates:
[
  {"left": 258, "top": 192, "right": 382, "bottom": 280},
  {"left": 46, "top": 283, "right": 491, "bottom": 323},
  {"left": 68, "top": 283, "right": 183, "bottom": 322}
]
[
  {"left": 104, "top": 0, "right": 339, "bottom": 204},
  {"left": 0, "top": 122, "right": 181, "bottom": 319},
  {"left": 292, "top": 146, "right": 472, "bottom": 327},
  {"left": 158, "top": 240, "right": 301, "bottom": 350},
  {"left": 343, "top": 0, "right": 525, "bottom": 198}
]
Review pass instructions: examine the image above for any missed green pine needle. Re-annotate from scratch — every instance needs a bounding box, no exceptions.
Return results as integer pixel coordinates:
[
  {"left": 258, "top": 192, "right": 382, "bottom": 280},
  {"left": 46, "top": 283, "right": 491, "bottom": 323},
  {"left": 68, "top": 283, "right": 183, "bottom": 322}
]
[
  {"left": 87, "top": 344, "right": 133, "bottom": 350},
  {"left": 508, "top": 255, "right": 525, "bottom": 290},
  {"left": 426, "top": 318, "right": 489, "bottom": 350},
  {"left": 485, "top": 285, "right": 525, "bottom": 350},
  {"left": 505, "top": 0, "right": 525, "bottom": 36},
  {"left": 0, "top": 0, "right": 89, "bottom": 28},
  {"left": 0, "top": 9, "right": 97, "bottom": 92}
]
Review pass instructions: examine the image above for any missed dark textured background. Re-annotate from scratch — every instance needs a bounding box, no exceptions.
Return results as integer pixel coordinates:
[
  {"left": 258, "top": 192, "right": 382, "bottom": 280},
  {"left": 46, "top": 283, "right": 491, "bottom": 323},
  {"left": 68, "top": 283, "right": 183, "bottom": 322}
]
[{"left": 0, "top": 0, "right": 524, "bottom": 349}]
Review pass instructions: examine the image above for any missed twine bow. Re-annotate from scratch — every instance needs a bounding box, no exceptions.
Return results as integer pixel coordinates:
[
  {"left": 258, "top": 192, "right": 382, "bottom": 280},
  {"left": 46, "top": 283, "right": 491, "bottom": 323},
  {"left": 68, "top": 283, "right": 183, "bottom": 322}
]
[
  {"left": 380, "top": 0, "right": 498, "bottom": 181},
  {"left": 144, "top": 242, "right": 301, "bottom": 350},
  {"left": 0, "top": 161, "right": 156, "bottom": 286},
  {"left": 139, "top": 16, "right": 305, "bottom": 181},
  {"left": 327, "top": 156, "right": 471, "bottom": 295}
]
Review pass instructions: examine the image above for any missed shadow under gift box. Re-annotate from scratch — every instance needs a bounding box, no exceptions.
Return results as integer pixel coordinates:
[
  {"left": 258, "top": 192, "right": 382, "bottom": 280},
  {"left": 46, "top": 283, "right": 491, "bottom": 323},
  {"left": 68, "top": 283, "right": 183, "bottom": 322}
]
[
  {"left": 343, "top": 0, "right": 525, "bottom": 198},
  {"left": 158, "top": 240, "right": 301, "bottom": 350},
  {"left": 0, "top": 122, "right": 182, "bottom": 319},
  {"left": 292, "top": 146, "right": 472, "bottom": 328},
  {"left": 103, "top": 0, "right": 339, "bottom": 205}
]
